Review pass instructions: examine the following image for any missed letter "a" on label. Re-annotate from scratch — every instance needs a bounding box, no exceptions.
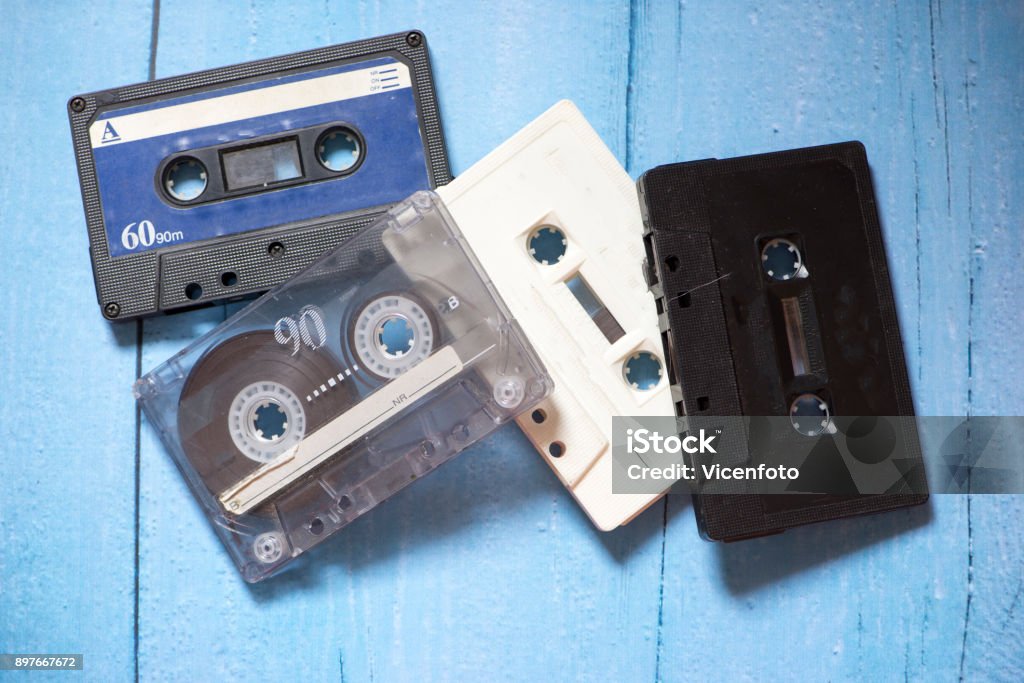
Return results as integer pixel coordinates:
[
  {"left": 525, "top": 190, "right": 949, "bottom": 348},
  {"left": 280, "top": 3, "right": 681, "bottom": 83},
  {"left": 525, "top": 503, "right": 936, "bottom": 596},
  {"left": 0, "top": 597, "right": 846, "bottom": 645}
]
[{"left": 101, "top": 121, "right": 121, "bottom": 143}]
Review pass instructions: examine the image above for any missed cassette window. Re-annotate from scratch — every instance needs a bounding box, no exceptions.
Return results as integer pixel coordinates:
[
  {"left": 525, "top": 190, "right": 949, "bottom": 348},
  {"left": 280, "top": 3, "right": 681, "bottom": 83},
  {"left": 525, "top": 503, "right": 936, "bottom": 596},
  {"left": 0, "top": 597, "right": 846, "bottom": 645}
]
[{"left": 221, "top": 139, "right": 303, "bottom": 191}]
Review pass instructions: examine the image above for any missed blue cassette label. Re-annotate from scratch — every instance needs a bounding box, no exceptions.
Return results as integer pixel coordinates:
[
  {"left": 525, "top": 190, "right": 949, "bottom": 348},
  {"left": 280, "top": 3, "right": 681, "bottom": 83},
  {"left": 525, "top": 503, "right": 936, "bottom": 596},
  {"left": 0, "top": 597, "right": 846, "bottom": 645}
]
[{"left": 90, "top": 56, "right": 431, "bottom": 257}]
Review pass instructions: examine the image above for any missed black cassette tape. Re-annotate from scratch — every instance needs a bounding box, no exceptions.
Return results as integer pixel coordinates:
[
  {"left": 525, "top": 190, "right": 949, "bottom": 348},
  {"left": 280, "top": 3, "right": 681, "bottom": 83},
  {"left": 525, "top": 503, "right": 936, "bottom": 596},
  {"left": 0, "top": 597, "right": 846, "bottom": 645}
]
[
  {"left": 134, "top": 192, "right": 551, "bottom": 581},
  {"left": 638, "top": 142, "right": 928, "bottom": 541},
  {"left": 69, "top": 31, "right": 450, "bottom": 320}
]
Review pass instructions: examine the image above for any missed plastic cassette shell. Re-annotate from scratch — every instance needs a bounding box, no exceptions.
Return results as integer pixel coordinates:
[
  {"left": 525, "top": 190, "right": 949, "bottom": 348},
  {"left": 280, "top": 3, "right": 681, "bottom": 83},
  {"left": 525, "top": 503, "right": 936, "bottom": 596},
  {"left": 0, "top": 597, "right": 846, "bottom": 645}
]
[
  {"left": 637, "top": 142, "right": 928, "bottom": 541},
  {"left": 69, "top": 30, "right": 450, "bottom": 321},
  {"left": 437, "top": 101, "right": 675, "bottom": 531},
  {"left": 134, "top": 192, "right": 551, "bottom": 581}
]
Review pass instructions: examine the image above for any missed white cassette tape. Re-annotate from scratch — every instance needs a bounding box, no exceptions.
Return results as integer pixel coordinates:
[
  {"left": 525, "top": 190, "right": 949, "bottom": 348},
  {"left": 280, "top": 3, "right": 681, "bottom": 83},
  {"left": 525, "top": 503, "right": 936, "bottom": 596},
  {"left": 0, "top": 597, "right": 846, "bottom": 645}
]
[{"left": 437, "top": 101, "right": 674, "bottom": 529}]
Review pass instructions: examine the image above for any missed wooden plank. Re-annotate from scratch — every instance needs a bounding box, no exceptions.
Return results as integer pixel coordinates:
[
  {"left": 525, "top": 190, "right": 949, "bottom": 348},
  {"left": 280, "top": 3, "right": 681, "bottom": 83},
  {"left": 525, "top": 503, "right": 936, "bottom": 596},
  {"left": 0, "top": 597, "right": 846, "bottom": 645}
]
[
  {"left": 135, "top": 2, "right": 667, "bottom": 681},
  {"left": 630, "top": 1, "right": 1022, "bottom": 680},
  {"left": 0, "top": 2, "right": 153, "bottom": 681},
  {"left": 941, "top": 2, "right": 1024, "bottom": 680}
]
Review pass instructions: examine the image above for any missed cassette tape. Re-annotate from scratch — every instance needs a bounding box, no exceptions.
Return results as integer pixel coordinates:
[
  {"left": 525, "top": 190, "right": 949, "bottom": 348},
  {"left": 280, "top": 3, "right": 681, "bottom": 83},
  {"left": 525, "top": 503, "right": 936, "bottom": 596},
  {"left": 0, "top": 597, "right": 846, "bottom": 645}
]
[
  {"left": 638, "top": 142, "right": 928, "bottom": 541},
  {"left": 134, "top": 192, "right": 551, "bottom": 581},
  {"left": 69, "top": 31, "right": 450, "bottom": 320},
  {"left": 437, "top": 101, "right": 675, "bottom": 531}
]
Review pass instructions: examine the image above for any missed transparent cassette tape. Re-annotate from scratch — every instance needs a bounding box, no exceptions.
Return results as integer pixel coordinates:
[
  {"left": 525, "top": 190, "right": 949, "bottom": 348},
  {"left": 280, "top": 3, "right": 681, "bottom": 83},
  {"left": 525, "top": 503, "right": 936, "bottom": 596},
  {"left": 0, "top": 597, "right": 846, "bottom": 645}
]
[{"left": 134, "top": 192, "right": 551, "bottom": 581}]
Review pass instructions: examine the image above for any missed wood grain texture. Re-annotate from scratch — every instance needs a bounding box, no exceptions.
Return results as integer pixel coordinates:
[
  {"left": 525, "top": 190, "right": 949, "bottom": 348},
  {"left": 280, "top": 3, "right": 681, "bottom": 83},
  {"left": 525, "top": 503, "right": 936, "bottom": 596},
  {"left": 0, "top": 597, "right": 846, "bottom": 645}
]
[
  {"left": 0, "top": 1, "right": 1021, "bottom": 681},
  {"left": 0, "top": 2, "right": 152, "bottom": 681}
]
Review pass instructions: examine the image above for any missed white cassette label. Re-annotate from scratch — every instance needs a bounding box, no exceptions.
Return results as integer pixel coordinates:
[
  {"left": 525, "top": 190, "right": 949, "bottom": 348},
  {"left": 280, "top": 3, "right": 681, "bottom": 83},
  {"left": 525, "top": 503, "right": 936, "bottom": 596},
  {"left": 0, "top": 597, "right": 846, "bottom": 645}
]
[{"left": 89, "top": 62, "right": 412, "bottom": 148}]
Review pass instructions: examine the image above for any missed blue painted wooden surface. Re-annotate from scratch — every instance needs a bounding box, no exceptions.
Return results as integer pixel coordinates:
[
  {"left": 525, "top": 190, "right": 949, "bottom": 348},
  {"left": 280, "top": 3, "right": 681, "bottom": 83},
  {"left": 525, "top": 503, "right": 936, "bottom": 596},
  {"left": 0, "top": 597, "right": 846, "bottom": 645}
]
[{"left": 1, "top": 1, "right": 1022, "bottom": 681}]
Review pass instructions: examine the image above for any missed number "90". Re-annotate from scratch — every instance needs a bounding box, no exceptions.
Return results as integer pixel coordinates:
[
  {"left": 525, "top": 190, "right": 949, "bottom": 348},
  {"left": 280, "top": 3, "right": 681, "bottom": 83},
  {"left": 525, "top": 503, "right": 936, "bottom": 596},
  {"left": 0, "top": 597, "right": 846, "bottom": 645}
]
[{"left": 274, "top": 305, "right": 327, "bottom": 355}]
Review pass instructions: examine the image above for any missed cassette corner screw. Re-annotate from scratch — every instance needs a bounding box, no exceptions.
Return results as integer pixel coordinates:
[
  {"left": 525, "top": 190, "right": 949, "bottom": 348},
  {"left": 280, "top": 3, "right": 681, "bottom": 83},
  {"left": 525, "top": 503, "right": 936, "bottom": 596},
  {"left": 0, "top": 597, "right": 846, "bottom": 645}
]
[
  {"left": 405, "top": 31, "right": 422, "bottom": 48},
  {"left": 70, "top": 97, "right": 86, "bottom": 113},
  {"left": 104, "top": 302, "right": 121, "bottom": 318}
]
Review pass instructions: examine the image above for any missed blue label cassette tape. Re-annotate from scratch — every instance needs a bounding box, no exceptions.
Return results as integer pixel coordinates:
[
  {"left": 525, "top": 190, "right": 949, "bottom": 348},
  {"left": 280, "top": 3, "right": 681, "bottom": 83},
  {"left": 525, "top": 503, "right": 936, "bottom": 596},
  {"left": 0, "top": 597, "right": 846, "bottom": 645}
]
[{"left": 69, "top": 31, "right": 450, "bottom": 320}]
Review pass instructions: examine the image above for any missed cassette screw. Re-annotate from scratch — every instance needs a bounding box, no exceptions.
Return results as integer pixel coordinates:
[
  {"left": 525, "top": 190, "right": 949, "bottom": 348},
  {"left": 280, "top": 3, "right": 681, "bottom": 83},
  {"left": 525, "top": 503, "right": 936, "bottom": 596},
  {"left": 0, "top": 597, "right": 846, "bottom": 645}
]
[
  {"left": 405, "top": 31, "right": 422, "bottom": 47},
  {"left": 104, "top": 302, "right": 121, "bottom": 318},
  {"left": 267, "top": 242, "right": 285, "bottom": 258},
  {"left": 70, "top": 97, "right": 86, "bottom": 113}
]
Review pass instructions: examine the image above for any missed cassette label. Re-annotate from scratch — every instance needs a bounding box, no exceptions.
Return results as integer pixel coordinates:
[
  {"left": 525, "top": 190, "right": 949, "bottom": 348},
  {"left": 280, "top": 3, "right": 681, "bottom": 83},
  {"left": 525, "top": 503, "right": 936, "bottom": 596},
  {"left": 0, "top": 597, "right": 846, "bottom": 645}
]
[
  {"left": 70, "top": 32, "right": 450, "bottom": 320},
  {"left": 92, "top": 57, "right": 425, "bottom": 258},
  {"left": 134, "top": 192, "right": 550, "bottom": 581}
]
